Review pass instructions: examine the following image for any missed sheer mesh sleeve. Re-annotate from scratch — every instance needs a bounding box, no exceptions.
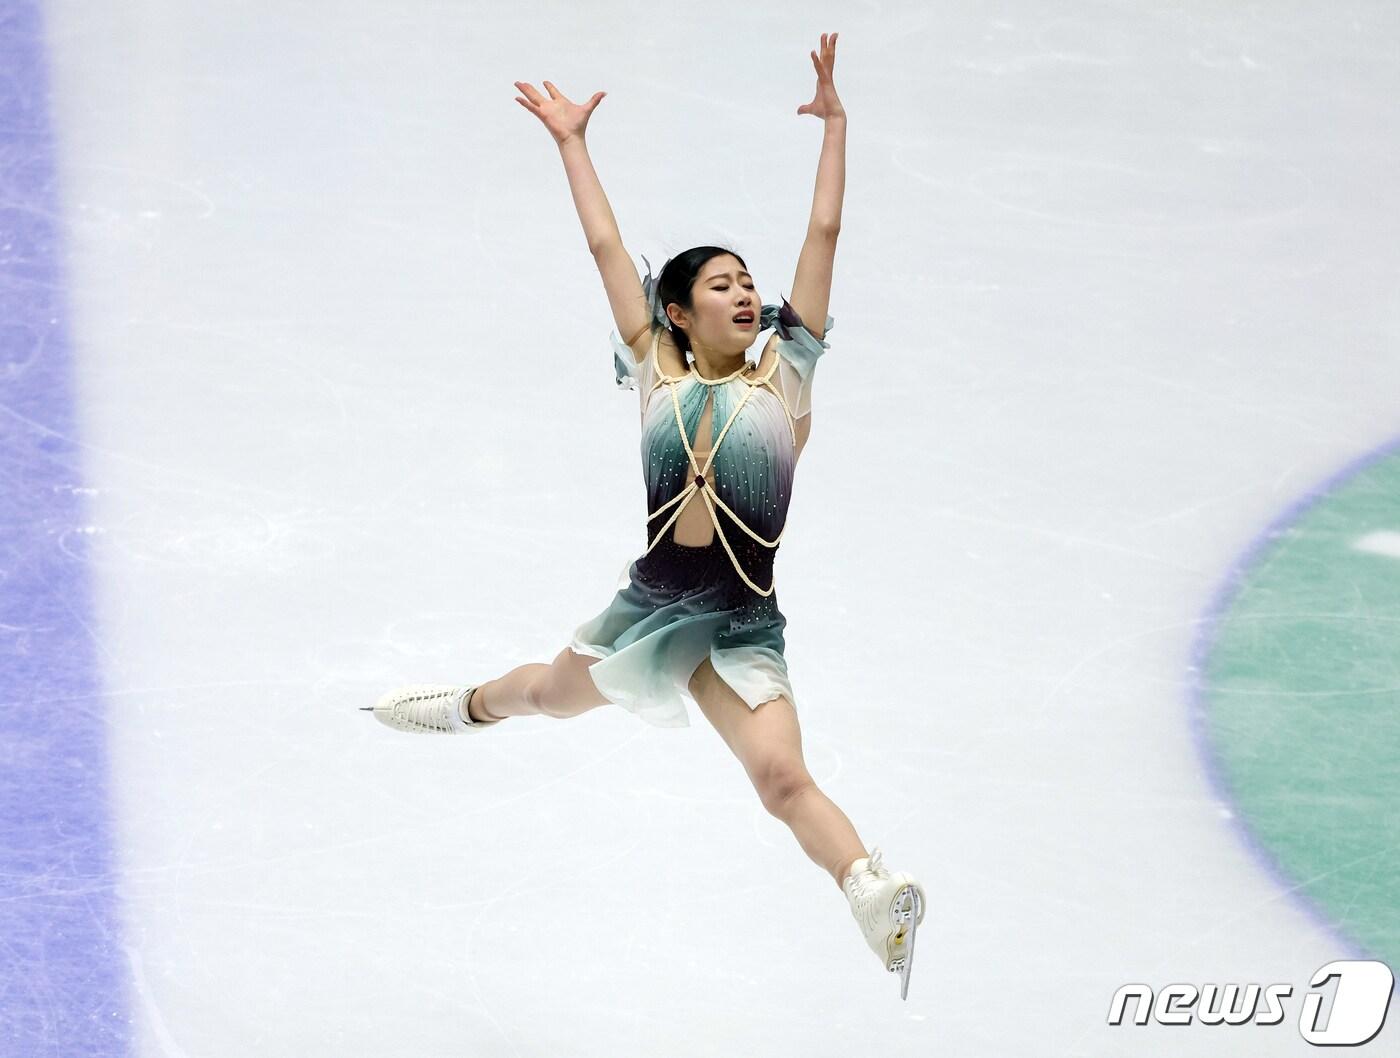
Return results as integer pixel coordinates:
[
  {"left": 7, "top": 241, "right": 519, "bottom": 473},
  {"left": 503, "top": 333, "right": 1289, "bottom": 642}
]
[{"left": 758, "top": 296, "right": 834, "bottom": 420}]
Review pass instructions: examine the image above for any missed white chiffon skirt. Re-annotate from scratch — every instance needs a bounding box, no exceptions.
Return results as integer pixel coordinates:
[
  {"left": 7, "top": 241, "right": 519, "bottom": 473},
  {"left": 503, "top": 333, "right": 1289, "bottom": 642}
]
[{"left": 568, "top": 532, "right": 794, "bottom": 729}]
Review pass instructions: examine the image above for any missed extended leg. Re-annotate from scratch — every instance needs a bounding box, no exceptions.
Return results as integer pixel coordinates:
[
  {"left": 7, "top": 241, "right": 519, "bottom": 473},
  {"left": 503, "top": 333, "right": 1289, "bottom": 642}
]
[
  {"left": 687, "top": 657, "right": 867, "bottom": 889},
  {"left": 470, "top": 646, "right": 612, "bottom": 722}
]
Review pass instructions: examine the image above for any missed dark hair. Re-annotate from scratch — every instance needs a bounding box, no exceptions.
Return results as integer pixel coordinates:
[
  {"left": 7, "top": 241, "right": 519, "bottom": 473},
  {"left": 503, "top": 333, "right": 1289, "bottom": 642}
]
[{"left": 657, "top": 245, "right": 749, "bottom": 358}]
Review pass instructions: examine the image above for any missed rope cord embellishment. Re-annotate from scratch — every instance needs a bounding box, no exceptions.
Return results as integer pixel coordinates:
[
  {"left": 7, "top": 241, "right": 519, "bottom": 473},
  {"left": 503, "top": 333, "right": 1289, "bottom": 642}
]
[
  {"left": 627, "top": 256, "right": 827, "bottom": 598},
  {"left": 639, "top": 332, "right": 796, "bottom": 597}
]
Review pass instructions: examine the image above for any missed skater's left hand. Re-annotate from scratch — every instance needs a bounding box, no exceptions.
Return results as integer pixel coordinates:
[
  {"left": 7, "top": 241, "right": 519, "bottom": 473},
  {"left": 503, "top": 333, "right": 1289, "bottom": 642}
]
[{"left": 796, "top": 32, "right": 846, "bottom": 122}]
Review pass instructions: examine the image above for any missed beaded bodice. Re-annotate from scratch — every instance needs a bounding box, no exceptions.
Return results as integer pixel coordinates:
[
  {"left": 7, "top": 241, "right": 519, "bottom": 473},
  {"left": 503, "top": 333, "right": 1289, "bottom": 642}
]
[
  {"left": 612, "top": 254, "right": 835, "bottom": 597},
  {"left": 636, "top": 326, "right": 801, "bottom": 596}
]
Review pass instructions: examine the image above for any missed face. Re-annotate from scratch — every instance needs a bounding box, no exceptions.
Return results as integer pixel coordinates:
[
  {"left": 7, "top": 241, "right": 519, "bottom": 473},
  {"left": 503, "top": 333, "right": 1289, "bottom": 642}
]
[{"left": 670, "top": 254, "right": 761, "bottom": 355}]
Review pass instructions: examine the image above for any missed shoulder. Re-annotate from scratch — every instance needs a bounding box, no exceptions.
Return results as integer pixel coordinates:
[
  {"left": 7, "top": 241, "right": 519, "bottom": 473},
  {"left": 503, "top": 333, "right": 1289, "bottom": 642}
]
[
  {"left": 753, "top": 332, "right": 781, "bottom": 378},
  {"left": 628, "top": 324, "right": 687, "bottom": 379}
]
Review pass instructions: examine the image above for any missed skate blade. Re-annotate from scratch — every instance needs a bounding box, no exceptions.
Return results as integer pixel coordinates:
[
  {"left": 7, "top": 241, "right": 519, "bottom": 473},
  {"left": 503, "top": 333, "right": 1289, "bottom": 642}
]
[{"left": 888, "top": 884, "right": 923, "bottom": 1001}]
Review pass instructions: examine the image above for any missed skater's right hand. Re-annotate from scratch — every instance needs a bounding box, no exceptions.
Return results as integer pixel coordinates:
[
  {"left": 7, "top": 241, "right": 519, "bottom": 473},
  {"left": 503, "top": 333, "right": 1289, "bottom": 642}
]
[{"left": 513, "top": 80, "right": 605, "bottom": 145}]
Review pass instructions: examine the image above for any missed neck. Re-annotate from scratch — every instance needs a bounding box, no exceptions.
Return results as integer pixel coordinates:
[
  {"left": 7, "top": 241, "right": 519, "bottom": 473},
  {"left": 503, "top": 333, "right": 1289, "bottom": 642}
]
[
  {"left": 691, "top": 353, "right": 746, "bottom": 379},
  {"left": 689, "top": 340, "right": 749, "bottom": 380}
]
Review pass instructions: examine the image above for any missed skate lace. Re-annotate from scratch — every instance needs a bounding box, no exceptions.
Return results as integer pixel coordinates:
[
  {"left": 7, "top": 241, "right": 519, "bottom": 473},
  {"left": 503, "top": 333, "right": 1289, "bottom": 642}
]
[
  {"left": 848, "top": 846, "right": 890, "bottom": 932},
  {"left": 865, "top": 848, "right": 886, "bottom": 878},
  {"left": 852, "top": 847, "right": 888, "bottom": 894},
  {"left": 395, "top": 689, "right": 451, "bottom": 731}
]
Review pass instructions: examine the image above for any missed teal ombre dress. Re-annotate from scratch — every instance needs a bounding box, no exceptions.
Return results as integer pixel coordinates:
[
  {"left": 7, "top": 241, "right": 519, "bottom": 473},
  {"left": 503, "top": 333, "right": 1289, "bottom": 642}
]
[{"left": 569, "top": 256, "right": 835, "bottom": 728}]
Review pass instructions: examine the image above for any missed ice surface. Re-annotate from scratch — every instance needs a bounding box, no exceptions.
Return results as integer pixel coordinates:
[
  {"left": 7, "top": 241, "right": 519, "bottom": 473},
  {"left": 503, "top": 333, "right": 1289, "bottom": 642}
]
[{"left": 4, "top": 0, "right": 1397, "bottom": 1054}]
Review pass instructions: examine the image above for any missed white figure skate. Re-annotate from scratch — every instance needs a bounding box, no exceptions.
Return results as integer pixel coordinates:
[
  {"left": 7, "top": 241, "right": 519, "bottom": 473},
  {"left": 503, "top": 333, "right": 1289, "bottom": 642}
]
[
  {"left": 843, "top": 847, "right": 927, "bottom": 1000},
  {"left": 361, "top": 684, "right": 499, "bottom": 733}
]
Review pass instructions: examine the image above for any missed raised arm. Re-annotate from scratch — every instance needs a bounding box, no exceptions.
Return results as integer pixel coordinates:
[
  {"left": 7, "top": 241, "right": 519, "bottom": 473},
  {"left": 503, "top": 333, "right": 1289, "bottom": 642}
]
[
  {"left": 788, "top": 33, "right": 845, "bottom": 340},
  {"left": 513, "top": 79, "right": 651, "bottom": 355}
]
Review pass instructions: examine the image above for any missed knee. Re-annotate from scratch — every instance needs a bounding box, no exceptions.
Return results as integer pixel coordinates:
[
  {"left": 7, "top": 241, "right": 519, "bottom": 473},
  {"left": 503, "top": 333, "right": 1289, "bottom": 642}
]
[
  {"left": 756, "top": 761, "right": 816, "bottom": 818},
  {"left": 522, "top": 668, "right": 559, "bottom": 717},
  {"left": 530, "top": 651, "right": 598, "bottom": 719}
]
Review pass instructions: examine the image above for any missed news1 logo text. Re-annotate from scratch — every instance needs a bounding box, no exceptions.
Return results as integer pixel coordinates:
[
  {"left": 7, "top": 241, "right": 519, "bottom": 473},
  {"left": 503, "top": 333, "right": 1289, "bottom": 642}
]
[{"left": 1108, "top": 960, "right": 1393, "bottom": 1046}]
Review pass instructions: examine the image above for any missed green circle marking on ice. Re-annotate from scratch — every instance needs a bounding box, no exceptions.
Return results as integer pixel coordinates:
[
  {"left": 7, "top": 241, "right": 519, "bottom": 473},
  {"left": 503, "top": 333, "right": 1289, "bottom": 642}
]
[{"left": 1199, "top": 446, "right": 1400, "bottom": 967}]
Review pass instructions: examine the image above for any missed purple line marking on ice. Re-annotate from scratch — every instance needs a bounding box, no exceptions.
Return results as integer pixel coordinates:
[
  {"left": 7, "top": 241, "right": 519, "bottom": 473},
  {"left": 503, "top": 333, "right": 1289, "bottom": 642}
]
[
  {"left": 1186, "top": 433, "right": 1400, "bottom": 970},
  {"left": 0, "top": 3, "right": 133, "bottom": 1053}
]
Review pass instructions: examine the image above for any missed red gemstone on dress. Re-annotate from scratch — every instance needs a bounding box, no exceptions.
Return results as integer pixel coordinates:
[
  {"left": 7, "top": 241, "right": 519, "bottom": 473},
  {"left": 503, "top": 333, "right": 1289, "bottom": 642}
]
[{"left": 694, "top": 474, "right": 706, "bottom": 488}]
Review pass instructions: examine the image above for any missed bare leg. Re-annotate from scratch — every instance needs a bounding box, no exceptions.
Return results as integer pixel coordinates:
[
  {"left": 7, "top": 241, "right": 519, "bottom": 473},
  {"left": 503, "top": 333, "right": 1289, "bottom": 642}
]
[
  {"left": 468, "top": 663, "right": 549, "bottom": 722},
  {"left": 688, "top": 657, "right": 867, "bottom": 890},
  {"left": 470, "top": 647, "right": 612, "bottom": 722},
  {"left": 774, "top": 783, "right": 869, "bottom": 890}
]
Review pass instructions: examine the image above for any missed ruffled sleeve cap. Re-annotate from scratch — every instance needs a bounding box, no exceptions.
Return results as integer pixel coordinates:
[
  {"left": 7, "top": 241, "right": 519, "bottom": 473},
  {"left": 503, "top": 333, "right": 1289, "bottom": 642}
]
[{"left": 759, "top": 296, "right": 834, "bottom": 375}]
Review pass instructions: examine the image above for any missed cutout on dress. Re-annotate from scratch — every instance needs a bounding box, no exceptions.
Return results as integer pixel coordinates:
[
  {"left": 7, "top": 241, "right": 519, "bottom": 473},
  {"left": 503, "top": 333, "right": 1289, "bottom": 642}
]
[{"left": 672, "top": 387, "right": 716, "bottom": 547}]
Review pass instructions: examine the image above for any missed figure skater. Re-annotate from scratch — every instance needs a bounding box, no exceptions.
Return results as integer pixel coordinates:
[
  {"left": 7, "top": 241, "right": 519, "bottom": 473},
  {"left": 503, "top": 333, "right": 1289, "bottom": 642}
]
[{"left": 363, "top": 32, "right": 926, "bottom": 998}]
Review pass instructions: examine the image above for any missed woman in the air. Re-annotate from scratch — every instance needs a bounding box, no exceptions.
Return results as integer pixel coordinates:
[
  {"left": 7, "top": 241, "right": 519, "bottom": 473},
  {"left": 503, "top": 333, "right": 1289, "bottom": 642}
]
[{"left": 365, "top": 32, "right": 927, "bottom": 999}]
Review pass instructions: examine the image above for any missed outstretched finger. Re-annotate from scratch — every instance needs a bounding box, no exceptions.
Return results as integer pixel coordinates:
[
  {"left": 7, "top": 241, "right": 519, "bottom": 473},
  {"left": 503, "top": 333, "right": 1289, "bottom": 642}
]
[
  {"left": 514, "top": 80, "right": 545, "bottom": 105},
  {"left": 543, "top": 79, "right": 567, "bottom": 101},
  {"left": 818, "top": 32, "right": 837, "bottom": 68}
]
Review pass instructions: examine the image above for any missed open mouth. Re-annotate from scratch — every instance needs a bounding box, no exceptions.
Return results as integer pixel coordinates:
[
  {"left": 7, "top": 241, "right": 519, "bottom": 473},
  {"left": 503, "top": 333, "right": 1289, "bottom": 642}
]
[{"left": 732, "top": 314, "right": 754, "bottom": 327}]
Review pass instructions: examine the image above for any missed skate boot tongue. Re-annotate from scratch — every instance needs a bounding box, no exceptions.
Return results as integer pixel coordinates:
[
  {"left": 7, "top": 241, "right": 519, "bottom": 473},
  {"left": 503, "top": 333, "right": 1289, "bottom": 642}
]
[
  {"left": 865, "top": 848, "right": 887, "bottom": 876},
  {"left": 845, "top": 847, "right": 886, "bottom": 885}
]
